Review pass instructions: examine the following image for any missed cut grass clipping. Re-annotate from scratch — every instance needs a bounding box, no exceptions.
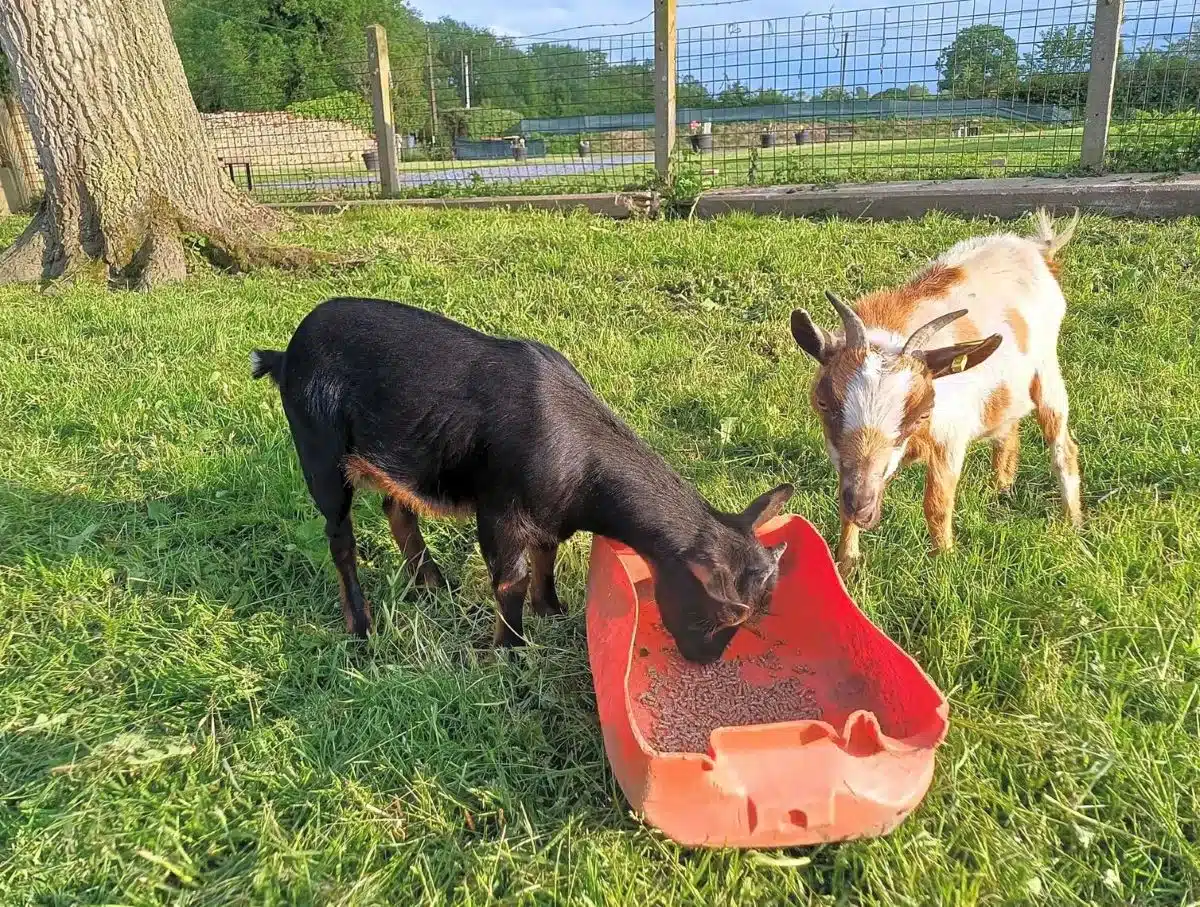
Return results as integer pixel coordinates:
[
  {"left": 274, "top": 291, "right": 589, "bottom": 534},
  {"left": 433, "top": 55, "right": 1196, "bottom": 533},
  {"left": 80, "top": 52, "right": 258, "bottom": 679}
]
[{"left": 0, "top": 209, "right": 1197, "bottom": 905}]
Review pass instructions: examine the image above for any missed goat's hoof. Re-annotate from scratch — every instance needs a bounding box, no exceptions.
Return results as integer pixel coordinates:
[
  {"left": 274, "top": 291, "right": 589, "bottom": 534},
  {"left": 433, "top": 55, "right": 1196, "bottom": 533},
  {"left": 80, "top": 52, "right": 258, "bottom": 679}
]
[
  {"left": 491, "top": 625, "right": 527, "bottom": 650},
  {"left": 531, "top": 594, "right": 566, "bottom": 618},
  {"left": 345, "top": 610, "right": 373, "bottom": 638},
  {"left": 416, "top": 562, "right": 446, "bottom": 590}
]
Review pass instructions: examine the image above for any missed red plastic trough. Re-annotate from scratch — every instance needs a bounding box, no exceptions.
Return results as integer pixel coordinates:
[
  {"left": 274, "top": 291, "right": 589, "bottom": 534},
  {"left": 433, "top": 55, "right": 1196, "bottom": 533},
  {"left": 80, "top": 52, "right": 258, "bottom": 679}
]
[{"left": 585, "top": 514, "right": 949, "bottom": 848}]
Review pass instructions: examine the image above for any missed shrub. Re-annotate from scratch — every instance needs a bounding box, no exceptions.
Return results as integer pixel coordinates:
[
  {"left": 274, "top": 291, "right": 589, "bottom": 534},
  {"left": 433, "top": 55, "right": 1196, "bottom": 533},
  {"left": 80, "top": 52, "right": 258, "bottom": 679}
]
[
  {"left": 287, "top": 91, "right": 373, "bottom": 133},
  {"left": 1108, "top": 111, "right": 1200, "bottom": 172},
  {"left": 440, "top": 106, "right": 522, "bottom": 139}
]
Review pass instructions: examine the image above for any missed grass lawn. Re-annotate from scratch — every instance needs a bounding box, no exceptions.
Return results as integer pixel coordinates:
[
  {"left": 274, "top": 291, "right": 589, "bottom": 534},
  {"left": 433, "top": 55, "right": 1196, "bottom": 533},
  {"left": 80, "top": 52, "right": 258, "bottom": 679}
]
[
  {"left": 0, "top": 208, "right": 1198, "bottom": 905},
  {"left": 238, "top": 128, "right": 1087, "bottom": 202}
]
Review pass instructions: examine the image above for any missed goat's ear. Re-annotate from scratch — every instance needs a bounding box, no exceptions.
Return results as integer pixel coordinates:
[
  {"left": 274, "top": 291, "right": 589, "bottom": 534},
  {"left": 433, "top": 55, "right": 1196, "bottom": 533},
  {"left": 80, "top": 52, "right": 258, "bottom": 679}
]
[
  {"left": 739, "top": 483, "right": 794, "bottom": 531},
  {"left": 769, "top": 542, "right": 787, "bottom": 569},
  {"left": 791, "top": 310, "right": 831, "bottom": 362},
  {"left": 687, "top": 560, "right": 737, "bottom": 602},
  {"left": 922, "top": 334, "right": 1003, "bottom": 379}
]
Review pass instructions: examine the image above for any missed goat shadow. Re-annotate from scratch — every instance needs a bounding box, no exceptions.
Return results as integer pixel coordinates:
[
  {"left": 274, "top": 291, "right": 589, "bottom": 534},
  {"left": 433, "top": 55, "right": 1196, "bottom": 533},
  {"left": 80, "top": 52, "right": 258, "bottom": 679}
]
[{"left": 0, "top": 464, "right": 619, "bottom": 845}]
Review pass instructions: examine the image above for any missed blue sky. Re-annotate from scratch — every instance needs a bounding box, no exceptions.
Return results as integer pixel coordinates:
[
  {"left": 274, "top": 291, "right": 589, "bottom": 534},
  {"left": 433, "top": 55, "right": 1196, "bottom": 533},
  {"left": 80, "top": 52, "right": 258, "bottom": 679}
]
[
  {"left": 407, "top": 0, "right": 829, "bottom": 41},
  {"left": 406, "top": 0, "right": 1186, "bottom": 96}
]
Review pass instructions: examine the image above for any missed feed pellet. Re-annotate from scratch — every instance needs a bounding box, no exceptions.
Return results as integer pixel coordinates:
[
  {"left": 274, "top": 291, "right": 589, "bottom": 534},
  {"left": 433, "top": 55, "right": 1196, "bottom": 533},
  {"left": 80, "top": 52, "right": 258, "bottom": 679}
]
[{"left": 639, "top": 651, "right": 822, "bottom": 753}]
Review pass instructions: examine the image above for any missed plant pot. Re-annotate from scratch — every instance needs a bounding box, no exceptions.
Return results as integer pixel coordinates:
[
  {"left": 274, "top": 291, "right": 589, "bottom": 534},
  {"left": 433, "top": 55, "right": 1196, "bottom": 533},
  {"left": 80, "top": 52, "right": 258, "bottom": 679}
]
[
  {"left": 362, "top": 150, "right": 378, "bottom": 171},
  {"left": 692, "top": 133, "right": 713, "bottom": 152},
  {"left": 514, "top": 147, "right": 527, "bottom": 161},
  {"left": 760, "top": 132, "right": 776, "bottom": 148},
  {"left": 795, "top": 129, "right": 811, "bottom": 145}
]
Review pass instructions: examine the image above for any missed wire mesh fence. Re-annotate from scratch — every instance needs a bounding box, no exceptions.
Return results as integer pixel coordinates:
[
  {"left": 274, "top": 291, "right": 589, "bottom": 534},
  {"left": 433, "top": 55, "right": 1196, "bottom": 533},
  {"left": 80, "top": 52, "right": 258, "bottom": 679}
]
[
  {"left": 378, "top": 29, "right": 658, "bottom": 199},
  {"left": 1107, "top": 0, "right": 1200, "bottom": 171},
  {"left": 674, "top": 0, "right": 1096, "bottom": 190},
  {"left": 1, "top": 0, "right": 1199, "bottom": 205},
  {"left": 195, "top": 57, "right": 381, "bottom": 202}
]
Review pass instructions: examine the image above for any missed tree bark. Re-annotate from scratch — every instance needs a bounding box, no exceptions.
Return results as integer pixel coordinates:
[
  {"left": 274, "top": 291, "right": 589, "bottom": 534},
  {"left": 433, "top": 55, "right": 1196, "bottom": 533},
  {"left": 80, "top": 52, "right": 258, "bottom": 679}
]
[{"left": 0, "top": 0, "right": 299, "bottom": 288}]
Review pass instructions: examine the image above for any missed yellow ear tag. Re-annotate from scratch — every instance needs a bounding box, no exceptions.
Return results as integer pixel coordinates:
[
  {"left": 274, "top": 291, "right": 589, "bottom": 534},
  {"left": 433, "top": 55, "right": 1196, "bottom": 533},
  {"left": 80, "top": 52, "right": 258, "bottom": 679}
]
[{"left": 951, "top": 353, "right": 969, "bottom": 373}]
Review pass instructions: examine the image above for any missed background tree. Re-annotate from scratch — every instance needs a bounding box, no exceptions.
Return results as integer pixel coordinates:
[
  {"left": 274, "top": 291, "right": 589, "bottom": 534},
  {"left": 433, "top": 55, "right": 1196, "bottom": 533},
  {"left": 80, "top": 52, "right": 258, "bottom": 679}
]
[
  {"left": 815, "top": 85, "right": 853, "bottom": 102},
  {"left": 872, "top": 84, "right": 934, "bottom": 100},
  {"left": 0, "top": 0, "right": 303, "bottom": 287},
  {"left": 170, "top": 0, "right": 427, "bottom": 113},
  {"left": 676, "top": 75, "right": 715, "bottom": 107},
  {"left": 1022, "top": 24, "right": 1092, "bottom": 74},
  {"left": 937, "top": 24, "right": 1019, "bottom": 97},
  {"left": 1019, "top": 24, "right": 1093, "bottom": 109}
]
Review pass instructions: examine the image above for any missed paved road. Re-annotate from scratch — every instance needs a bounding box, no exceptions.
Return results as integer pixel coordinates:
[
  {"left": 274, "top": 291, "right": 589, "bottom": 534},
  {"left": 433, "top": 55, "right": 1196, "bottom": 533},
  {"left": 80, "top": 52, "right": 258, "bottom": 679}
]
[{"left": 268, "top": 153, "right": 654, "bottom": 194}]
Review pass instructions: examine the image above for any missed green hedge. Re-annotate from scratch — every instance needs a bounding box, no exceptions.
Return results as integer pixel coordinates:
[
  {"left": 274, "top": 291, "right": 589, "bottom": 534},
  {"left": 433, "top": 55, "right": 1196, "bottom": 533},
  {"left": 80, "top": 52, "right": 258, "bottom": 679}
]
[
  {"left": 441, "top": 107, "right": 523, "bottom": 139},
  {"left": 1108, "top": 111, "right": 1200, "bottom": 172},
  {"left": 287, "top": 91, "right": 374, "bottom": 133}
]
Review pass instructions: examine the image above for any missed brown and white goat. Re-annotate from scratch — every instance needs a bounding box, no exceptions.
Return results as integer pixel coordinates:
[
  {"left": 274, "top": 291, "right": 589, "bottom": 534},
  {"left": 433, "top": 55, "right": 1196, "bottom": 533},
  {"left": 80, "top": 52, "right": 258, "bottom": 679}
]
[{"left": 790, "top": 209, "right": 1083, "bottom": 571}]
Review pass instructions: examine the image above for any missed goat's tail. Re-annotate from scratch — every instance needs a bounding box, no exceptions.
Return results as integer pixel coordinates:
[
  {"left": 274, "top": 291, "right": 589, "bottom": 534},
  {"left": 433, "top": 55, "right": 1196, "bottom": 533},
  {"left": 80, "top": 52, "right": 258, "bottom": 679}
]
[
  {"left": 1033, "top": 207, "right": 1080, "bottom": 261},
  {"left": 250, "top": 349, "right": 285, "bottom": 384}
]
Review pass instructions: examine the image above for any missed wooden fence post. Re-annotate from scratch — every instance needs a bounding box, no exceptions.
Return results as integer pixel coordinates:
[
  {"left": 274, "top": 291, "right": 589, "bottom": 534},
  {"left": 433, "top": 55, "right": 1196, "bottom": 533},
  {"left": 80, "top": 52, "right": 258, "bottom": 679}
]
[
  {"left": 654, "top": 0, "right": 677, "bottom": 184},
  {"left": 1081, "top": 0, "right": 1124, "bottom": 172},
  {"left": 366, "top": 24, "right": 401, "bottom": 197},
  {"left": 0, "top": 96, "right": 34, "bottom": 211}
]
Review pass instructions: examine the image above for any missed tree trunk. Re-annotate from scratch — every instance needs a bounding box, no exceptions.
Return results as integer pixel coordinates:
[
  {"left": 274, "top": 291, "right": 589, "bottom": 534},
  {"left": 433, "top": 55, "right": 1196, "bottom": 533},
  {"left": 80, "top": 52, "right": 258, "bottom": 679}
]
[{"left": 0, "top": 0, "right": 299, "bottom": 288}]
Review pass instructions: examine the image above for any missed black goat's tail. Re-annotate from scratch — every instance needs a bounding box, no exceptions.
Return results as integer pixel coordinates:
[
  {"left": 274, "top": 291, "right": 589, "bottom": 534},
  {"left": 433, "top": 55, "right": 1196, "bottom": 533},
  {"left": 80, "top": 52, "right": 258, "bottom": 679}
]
[{"left": 250, "top": 349, "right": 285, "bottom": 384}]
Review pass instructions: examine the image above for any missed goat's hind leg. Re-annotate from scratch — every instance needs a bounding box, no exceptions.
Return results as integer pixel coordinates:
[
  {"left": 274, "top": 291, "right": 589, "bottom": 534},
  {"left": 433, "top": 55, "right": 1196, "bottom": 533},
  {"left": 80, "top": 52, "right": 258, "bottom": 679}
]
[
  {"left": 304, "top": 459, "right": 372, "bottom": 637},
  {"left": 1032, "top": 367, "right": 1083, "bottom": 527}
]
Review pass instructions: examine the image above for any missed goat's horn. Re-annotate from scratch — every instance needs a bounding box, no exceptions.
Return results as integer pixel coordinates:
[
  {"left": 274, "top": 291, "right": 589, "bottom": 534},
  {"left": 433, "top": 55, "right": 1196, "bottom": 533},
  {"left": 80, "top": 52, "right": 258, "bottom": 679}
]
[
  {"left": 825, "top": 290, "right": 867, "bottom": 350},
  {"left": 902, "top": 309, "right": 969, "bottom": 357}
]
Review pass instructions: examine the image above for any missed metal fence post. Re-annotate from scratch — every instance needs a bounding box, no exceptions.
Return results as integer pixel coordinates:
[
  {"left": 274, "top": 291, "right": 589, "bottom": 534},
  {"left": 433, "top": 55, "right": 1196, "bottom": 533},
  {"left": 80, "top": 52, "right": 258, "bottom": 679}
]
[
  {"left": 654, "top": 0, "right": 677, "bottom": 184},
  {"left": 366, "top": 24, "right": 401, "bottom": 197},
  {"left": 1081, "top": 0, "right": 1124, "bottom": 171}
]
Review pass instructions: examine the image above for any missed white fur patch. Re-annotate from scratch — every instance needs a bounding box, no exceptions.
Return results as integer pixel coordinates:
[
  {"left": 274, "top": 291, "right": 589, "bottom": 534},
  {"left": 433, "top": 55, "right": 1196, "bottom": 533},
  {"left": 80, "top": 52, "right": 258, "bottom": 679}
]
[
  {"left": 885, "top": 441, "right": 908, "bottom": 478},
  {"left": 866, "top": 328, "right": 906, "bottom": 354},
  {"left": 843, "top": 353, "right": 914, "bottom": 440}
]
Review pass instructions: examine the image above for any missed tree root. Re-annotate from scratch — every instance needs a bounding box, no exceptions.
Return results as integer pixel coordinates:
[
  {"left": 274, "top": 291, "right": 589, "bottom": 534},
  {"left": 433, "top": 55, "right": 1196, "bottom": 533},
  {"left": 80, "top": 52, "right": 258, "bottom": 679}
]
[
  {"left": 0, "top": 200, "right": 334, "bottom": 290},
  {"left": 196, "top": 226, "right": 336, "bottom": 275},
  {"left": 0, "top": 209, "right": 49, "bottom": 283},
  {"left": 131, "top": 223, "right": 187, "bottom": 291}
]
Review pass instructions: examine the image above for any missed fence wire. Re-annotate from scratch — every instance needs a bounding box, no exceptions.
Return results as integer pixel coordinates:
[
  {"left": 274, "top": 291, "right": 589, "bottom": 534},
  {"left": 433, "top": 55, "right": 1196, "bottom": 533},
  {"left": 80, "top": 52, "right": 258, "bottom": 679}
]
[
  {"left": 675, "top": 0, "right": 1095, "bottom": 188},
  {"left": 1108, "top": 0, "right": 1200, "bottom": 171},
  {"left": 2, "top": 0, "right": 1199, "bottom": 204}
]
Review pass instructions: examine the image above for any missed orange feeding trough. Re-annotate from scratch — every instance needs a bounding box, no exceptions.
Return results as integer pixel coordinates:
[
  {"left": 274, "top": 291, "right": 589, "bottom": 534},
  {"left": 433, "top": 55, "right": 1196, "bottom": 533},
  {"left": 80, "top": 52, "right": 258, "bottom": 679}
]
[{"left": 585, "top": 514, "right": 949, "bottom": 848}]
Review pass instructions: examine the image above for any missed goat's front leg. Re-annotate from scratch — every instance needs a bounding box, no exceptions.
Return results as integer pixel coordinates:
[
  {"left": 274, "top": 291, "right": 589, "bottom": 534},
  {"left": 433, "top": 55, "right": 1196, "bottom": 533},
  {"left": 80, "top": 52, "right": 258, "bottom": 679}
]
[
  {"left": 382, "top": 495, "right": 445, "bottom": 589},
  {"left": 924, "top": 439, "right": 967, "bottom": 553},
  {"left": 476, "top": 511, "right": 531, "bottom": 648},
  {"left": 529, "top": 544, "right": 565, "bottom": 616}
]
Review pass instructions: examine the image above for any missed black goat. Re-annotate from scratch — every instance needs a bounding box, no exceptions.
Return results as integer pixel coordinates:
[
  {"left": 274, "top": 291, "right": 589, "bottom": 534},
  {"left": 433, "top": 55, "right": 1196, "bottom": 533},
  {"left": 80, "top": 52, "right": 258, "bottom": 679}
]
[{"left": 252, "top": 297, "right": 791, "bottom": 663}]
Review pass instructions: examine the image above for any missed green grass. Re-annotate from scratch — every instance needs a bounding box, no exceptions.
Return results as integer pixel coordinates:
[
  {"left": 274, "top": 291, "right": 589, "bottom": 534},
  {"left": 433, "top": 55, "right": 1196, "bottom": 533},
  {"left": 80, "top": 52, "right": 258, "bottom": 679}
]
[
  {"left": 1, "top": 209, "right": 1198, "bottom": 905},
  {"left": 240, "top": 128, "right": 1087, "bottom": 203},
  {"left": 720, "top": 128, "right": 1087, "bottom": 187}
]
